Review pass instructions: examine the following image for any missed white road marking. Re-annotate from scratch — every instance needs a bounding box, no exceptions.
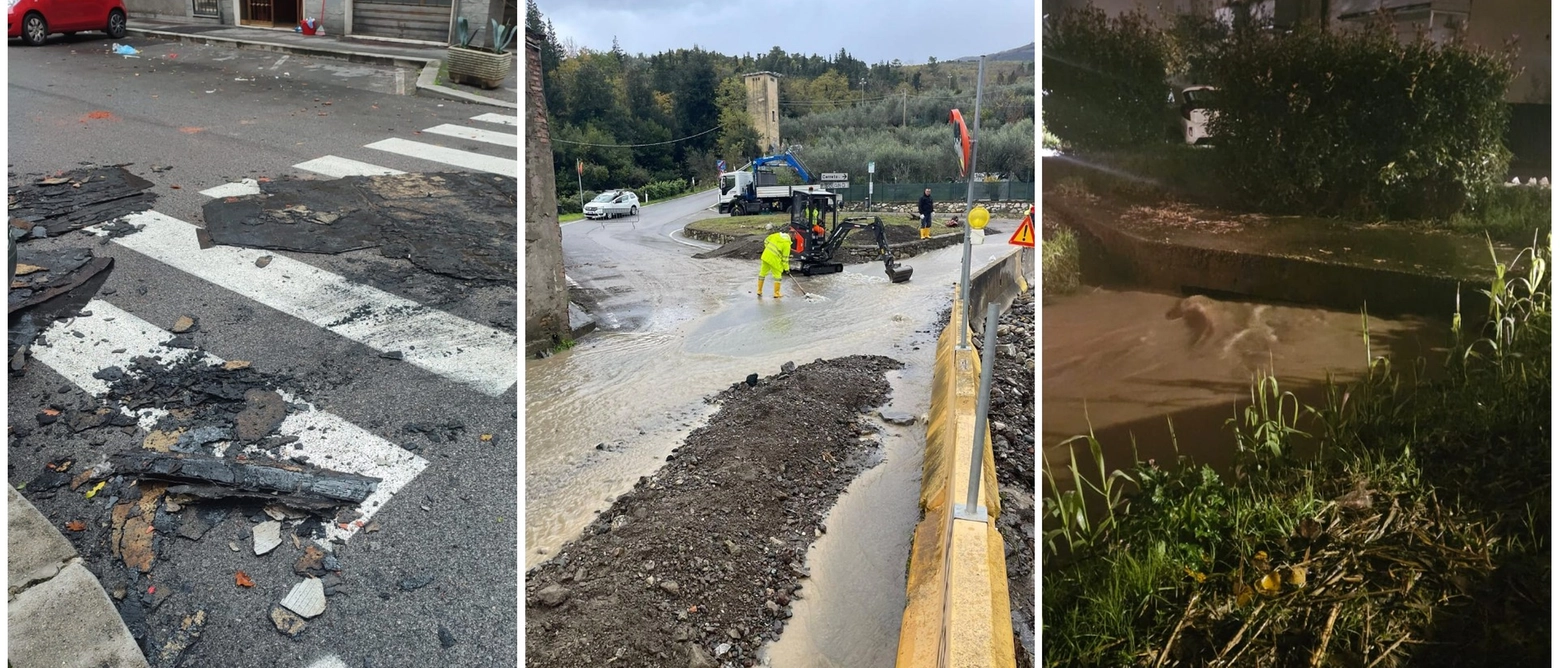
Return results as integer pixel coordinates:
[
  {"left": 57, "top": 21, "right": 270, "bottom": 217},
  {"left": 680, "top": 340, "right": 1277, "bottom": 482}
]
[
  {"left": 470, "top": 113, "right": 517, "bottom": 126},
  {"left": 30, "top": 300, "right": 428, "bottom": 543},
  {"left": 365, "top": 138, "right": 516, "bottom": 178},
  {"left": 421, "top": 123, "right": 517, "bottom": 148},
  {"left": 271, "top": 55, "right": 290, "bottom": 70},
  {"left": 305, "top": 658, "right": 349, "bottom": 668},
  {"left": 293, "top": 155, "right": 405, "bottom": 178},
  {"left": 99, "top": 211, "right": 518, "bottom": 397},
  {"left": 199, "top": 179, "right": 261, "bottom": 198}
]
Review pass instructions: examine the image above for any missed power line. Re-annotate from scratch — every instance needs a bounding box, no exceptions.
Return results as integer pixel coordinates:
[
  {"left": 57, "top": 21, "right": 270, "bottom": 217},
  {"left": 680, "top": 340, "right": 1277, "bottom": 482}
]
[{"left": 551, "top": 124, "right": 724, "bottom": 148}]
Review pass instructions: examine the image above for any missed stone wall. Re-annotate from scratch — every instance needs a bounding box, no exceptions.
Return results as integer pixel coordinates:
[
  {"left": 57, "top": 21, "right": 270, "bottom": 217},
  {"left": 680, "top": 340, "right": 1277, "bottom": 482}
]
[{"left": 524, "top": 29, "right": 570, "bottom": 354}]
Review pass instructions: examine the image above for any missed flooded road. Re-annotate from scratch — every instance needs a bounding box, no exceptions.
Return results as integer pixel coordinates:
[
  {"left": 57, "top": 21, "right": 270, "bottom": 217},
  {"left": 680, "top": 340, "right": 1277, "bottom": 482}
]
[
  {"left": 1042, "top": 287, "right": 1449, "bottom": 477},
  {"left": 760, "top": 365, "right": 932, "bottom": 667},
  {"left": 527, "top": 191, "right": 1016, "bottom": 548}
]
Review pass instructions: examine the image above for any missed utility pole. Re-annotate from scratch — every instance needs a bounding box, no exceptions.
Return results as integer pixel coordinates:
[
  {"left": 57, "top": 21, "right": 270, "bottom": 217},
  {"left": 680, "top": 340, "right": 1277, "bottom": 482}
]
[
  {"left": 902, "top": 91, "right": 906, "bottom": 126},
  {"left": 860, "top": 77, "right": 866, "bottom": 105}
]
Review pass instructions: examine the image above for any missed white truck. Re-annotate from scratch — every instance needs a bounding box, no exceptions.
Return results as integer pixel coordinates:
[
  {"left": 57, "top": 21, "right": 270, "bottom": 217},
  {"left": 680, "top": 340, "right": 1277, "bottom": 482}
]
[{"left": 717, "top": 152, "right": 842, "bottom": 215}]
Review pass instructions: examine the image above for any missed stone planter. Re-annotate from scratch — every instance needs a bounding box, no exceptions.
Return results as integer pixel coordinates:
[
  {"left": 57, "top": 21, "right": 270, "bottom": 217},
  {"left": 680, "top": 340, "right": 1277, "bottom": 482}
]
[{"left": 446, "top": 46, "right": 512, "bottom": 90}]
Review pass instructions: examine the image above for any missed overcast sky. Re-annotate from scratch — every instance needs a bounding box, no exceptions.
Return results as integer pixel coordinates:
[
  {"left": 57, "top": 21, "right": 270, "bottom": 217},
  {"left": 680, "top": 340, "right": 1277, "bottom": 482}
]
[{"left": 538, "top": 0, "right": 1036, "bottom": 64}]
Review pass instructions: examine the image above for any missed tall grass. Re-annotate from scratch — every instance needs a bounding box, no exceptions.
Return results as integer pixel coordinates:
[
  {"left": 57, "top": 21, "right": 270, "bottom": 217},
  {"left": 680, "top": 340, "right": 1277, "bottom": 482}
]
[{"left": 1043, "top": 240, "right": 1552, "bottom": 667}]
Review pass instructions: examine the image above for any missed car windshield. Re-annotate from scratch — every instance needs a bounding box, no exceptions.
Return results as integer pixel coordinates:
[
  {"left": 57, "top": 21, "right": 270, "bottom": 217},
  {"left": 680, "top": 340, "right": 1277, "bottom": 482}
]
[
  {"left": 1184, "top": 89, "right": 1217, "bottom": 107},
  {"left": 591, "top": 192, "right": 617, "bottom": 203}
]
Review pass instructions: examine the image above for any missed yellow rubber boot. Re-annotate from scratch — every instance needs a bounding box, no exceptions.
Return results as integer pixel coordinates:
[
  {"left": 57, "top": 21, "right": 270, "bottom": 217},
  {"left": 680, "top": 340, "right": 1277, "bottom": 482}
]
[
  {"left": 773, "top": 282, "right": 783, "bottom": 299},
  {"left": 756, "top": 278, "right": 765, "bottom": 297}
]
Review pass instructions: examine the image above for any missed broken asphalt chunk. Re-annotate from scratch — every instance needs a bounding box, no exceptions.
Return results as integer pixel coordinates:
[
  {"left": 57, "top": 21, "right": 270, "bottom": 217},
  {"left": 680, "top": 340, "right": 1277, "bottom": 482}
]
[
  {"left": 202, "top": 172, "right": 516, "bottom": 284},
  {"left": 9, "top": 165, "right": 157, "bottom": 239},
  {"left": 109, "top": 450, "right": 381, "bottom": 510}
]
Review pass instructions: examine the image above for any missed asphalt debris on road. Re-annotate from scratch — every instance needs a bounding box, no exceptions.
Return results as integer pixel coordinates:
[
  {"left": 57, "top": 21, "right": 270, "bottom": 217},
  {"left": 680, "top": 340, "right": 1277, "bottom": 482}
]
[
  {"left": 8, "top": 165, "right": 158, "bottom": 240},
  {"left": 10, "top": 348, "right": 378, "bottom": 658},
  {"left": 973, "top": 289, "right": 1037, "bottom": 667},
  {"left": 524, "top": 355, "right": 904, "bottom": 667},
  {"left": 7, "top": 249, "right": 115, "bottom": 360},
  {"left": 201, "top": 172, "right": 517, "bottom": 284}
]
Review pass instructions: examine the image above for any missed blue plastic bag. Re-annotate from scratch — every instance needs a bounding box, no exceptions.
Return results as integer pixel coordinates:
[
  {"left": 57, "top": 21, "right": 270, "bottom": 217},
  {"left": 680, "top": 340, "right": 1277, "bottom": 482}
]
[{"left": 111, "top": 43, "right": 139, "bottom": 56}]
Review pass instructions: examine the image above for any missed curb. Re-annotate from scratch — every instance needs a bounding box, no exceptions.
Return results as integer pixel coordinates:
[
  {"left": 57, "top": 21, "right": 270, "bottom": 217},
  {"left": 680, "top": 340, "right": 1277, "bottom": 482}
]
[
  {"left": 128, "top": 28, "right": 517, "bottom": 110},
  {"left": 8, "top": 485, "right": 149, "bottom": 668}
]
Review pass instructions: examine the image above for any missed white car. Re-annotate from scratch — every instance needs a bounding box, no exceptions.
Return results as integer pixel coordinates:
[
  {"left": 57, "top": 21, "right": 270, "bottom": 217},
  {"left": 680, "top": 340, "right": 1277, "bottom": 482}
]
[
  {"left": 1179, "top": 86, "right": 1217, "bottom": 145},
  {"left": 583, "top": 190, "right": 639, "bottom": 219}
]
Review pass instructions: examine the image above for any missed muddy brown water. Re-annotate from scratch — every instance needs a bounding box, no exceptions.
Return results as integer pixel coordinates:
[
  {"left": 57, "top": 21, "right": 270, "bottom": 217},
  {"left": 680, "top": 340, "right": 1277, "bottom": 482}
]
[
  {"left": 528, "top": 234, "right": 1018, "bottom": 663},
  {"left": 1042, "top": 287, "right": 1450, "bottom": 487}
]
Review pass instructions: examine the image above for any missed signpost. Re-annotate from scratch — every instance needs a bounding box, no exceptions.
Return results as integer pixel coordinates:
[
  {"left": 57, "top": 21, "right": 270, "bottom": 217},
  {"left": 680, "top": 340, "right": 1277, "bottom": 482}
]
[
  {"left": 867, "top": 162, "right": 875, "bottom": 211},
  {"left": 956, "top": 56, "right": 986, "bottom": 351},
  {"left": 821, "top": 172, "right": 849, "bottom": 193},
  {"left": 576, "top": 159, "right": 585, "bottom": 215}
]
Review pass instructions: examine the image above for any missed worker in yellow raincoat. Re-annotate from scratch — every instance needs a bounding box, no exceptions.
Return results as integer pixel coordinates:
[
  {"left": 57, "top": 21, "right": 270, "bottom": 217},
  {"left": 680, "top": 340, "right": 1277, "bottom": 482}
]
[{"left": 758, "top": 230, "right": 791, "bottom": 298}]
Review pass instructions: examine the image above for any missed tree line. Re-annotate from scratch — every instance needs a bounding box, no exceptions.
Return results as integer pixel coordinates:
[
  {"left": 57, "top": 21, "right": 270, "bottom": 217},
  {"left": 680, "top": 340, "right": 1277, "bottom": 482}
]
[{"left": 527, "top": 1, "right": 1036, "bottom": 209}]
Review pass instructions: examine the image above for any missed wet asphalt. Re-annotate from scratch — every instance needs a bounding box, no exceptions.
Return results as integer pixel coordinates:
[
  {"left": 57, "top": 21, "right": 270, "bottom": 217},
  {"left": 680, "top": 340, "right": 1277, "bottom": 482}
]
[{"left": 8, "top": 33, "right": 517, "bottom": 667}]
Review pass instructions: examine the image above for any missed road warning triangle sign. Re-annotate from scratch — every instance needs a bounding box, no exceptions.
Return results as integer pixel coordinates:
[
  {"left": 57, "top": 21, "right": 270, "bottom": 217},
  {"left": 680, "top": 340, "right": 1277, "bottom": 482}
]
[{"left": 1009, "top": 206, "right": 1035, "bottom": 247}]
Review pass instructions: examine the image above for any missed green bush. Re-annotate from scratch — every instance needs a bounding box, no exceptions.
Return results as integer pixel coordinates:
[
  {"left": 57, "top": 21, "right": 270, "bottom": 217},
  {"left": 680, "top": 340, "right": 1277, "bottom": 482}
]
[
  {"left": 1041, "top": 5, "right": 1171, "bottom": 149},
  {"left": 641, "top": 179, "right": 689, "bottom": 202},
  {"left": 1206, "top": 25, "right": 1515, "bottom": 219}
]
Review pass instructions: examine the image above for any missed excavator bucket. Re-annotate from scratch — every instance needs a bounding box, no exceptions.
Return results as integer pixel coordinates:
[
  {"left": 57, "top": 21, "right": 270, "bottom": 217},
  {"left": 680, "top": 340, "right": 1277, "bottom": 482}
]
[{"left": 885, "top": 260, "right": 913, "bottom": 283}]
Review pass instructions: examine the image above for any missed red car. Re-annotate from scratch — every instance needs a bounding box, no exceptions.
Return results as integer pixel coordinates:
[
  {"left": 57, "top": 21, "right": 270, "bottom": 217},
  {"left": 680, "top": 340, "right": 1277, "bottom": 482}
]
[{"left": 9, "top": 0, "right": 127, "bottom": 46}]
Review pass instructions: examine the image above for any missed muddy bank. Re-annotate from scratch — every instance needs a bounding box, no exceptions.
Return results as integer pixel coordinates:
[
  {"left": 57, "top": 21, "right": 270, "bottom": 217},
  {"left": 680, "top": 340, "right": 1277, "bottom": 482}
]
[
  {"left": 524, "top": 355, "right": 904, "bottom": 668},
  {"left": 976, "top": 290, "right": 1036, "bottom": 667}
]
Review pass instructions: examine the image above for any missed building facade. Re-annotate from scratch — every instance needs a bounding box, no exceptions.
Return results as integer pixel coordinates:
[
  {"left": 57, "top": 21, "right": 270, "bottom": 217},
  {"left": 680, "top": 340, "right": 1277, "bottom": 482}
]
[{"left": 129, "top": 0, "right": 515, "bottom": 45}]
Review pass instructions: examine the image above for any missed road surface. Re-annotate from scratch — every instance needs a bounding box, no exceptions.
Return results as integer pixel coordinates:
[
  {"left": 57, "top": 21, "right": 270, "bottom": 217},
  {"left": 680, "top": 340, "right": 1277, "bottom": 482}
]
[
  {"left": 8, "top": 34, "right": 517, "bottom": 667},
  {"left": 526, "top": 192, "right": 1022, "bottom": 665}
]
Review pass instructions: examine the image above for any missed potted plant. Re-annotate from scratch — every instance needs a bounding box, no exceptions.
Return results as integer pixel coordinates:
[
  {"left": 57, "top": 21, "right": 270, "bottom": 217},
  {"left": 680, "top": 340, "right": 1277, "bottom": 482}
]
[{"left": 446, "top": 17, "right": 515, "bottom": 90}]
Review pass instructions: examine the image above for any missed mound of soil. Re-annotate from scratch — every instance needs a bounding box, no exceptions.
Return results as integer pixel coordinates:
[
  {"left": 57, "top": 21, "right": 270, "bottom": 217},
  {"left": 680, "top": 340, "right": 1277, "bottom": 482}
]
[
  {"left": 524, "top": 355, "right": 904, "bottom": 668},
  {"left": 977, "top": 290, "right": 1037, "bottom": 667}
]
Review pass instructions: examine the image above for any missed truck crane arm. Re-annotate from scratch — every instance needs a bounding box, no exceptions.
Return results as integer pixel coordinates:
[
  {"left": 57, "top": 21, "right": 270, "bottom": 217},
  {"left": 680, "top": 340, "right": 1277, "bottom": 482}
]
[{"left": 749, "top": 152, "right": 813, "bottom": 184}]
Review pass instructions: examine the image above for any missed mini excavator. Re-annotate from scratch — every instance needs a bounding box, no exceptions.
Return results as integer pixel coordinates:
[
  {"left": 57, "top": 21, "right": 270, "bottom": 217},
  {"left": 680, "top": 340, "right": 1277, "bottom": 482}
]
[{"left": 787, "top": 191, "right": 913, "bottom": 283}]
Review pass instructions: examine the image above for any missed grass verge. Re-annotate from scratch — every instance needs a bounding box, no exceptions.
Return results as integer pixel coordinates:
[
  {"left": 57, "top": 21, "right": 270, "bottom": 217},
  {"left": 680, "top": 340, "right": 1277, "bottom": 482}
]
[
  {"left": 1043, "top": 238, "right": 1551, "bottom": 667},
  {"left": 1041, "top": 228, "right": 1080, "bottom": 297}
]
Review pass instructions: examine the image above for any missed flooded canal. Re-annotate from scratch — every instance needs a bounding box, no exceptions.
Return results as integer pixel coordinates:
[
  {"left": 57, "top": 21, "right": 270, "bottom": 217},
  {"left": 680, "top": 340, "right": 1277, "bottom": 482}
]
[{"left": 1042, "top": 287, "right": 1449, "bottom": 478}]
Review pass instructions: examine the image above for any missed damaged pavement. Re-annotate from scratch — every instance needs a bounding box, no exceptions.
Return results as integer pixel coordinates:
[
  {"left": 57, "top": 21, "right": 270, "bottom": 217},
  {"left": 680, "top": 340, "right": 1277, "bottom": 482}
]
[
  {"left": 8, "top": 161, "right": 517, "bottom": 665},
  {"left": 202, "top": 172, "right": 517, "bottom": 285},
  {"left": 14, "top": 351, "right": 380, "bottom": 664}
]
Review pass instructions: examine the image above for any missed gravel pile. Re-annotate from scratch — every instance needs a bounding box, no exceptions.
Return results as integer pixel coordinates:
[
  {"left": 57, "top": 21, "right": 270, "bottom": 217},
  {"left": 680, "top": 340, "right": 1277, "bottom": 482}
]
[{"left": 524, "top": 356, "right": 904, "bottom": 668}]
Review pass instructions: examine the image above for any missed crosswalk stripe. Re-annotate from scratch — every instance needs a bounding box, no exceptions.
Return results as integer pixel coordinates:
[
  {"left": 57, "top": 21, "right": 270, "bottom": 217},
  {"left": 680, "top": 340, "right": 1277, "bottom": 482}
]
[
  {"left": 293, "top": 156, "right": 405, "bottom": 178},
  {"left": 30, "top": 299, "right": 429, "bottom": 543},
  {"left": 422, "top": 123, "right": 517, "bottom": 148},
  {"left": 365, "top": 138, "right": 517, "bottom": 178},
  {"left": 470, "top": 113, "right": 517, "bottom": 126},
  {"left": 101, "top": 211, "right": 518, "bottom": 397},
  {"left": 200, "top": 179, "right": 260, "bottom": 198}
]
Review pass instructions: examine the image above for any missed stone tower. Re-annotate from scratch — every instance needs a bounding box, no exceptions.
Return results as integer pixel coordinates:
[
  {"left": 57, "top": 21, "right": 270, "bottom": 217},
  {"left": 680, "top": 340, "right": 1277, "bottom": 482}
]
[{"left": 743, "top": 72, "right": 781, "bottom": 155}]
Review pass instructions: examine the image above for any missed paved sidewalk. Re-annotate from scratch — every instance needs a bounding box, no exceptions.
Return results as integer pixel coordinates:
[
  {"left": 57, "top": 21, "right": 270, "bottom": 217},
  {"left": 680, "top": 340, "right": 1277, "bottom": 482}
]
[
  {"left": 126, "top": 18, "right": 517, "bottom": 109},
  {"left": 8, "top": 485, "right": 149, "bottom": 668}
]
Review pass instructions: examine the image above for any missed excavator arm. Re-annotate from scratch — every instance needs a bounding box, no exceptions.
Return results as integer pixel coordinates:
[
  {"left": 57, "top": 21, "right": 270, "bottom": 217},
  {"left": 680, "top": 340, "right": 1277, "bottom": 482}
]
[{"left": 799, "top": 216, "right": 912, "bottom": 283}]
